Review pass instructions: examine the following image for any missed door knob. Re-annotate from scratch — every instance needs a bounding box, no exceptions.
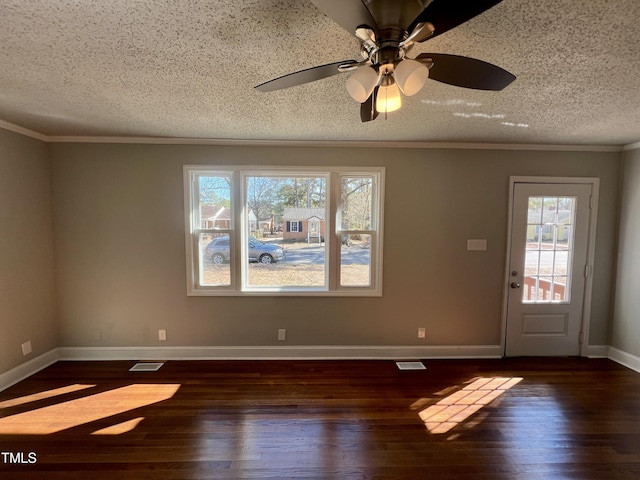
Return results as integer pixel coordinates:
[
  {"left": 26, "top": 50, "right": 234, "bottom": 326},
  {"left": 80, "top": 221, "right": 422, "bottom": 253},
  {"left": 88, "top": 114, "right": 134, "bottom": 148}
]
[{"left": 510, "top": 282, "right": 521, "bottom": 289}]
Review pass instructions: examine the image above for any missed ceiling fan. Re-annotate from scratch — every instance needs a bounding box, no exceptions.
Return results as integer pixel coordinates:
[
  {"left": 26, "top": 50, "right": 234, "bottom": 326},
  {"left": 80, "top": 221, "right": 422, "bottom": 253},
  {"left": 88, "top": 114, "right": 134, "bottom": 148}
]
[{"left": 255, "top": 0, "right": 516, "bottom": 122}]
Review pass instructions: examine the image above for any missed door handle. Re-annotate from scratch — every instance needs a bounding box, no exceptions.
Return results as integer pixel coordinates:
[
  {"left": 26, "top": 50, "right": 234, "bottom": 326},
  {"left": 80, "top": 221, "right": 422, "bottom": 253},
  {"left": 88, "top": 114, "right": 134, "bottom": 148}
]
[{"left": 510, "top": 282, "right": 521, "bottom": 289}]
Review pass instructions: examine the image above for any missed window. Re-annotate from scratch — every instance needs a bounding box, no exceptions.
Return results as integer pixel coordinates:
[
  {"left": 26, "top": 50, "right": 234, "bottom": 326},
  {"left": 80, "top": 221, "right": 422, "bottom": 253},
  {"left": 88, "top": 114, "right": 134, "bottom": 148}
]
[
  {"left": 184, "top": 166, "right": 384, "bottom": 296},
  {"left": 523, "top": 196, "right": 576, "bottom": 303}
]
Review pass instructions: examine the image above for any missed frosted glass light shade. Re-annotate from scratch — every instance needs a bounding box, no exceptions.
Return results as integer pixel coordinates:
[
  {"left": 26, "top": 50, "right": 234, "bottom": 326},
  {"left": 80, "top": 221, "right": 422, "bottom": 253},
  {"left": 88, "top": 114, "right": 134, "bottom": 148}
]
[
  {"left": 394, "top": 59, "right": 429, "bottom": 96},
  {"left": 376, "top": 82, "right": 402, "bottom": 113},
  {"left": 346, "top": 66, "right": 379, "bottom": 103}
]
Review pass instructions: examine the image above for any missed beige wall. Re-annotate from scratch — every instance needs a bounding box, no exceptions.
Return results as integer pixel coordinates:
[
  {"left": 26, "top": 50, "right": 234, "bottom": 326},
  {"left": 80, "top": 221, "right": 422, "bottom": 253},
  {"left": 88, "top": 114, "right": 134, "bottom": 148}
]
[
  {"left": 611, "top": 148, "right": 640, "bottom": 355},
  {"left": 0, "top": 129, "right": 57, "bottom": 373},
  {"left": 49, "top": 143, "right": 620, "bottom": 351}
]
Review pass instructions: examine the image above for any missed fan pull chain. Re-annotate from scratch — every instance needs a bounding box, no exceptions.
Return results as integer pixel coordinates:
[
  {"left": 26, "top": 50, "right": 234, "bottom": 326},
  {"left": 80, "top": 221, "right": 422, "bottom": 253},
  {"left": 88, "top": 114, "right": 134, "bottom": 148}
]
[
  {"left": 384, "top": 90, "right": 388, "bottom": 120},
  {"left": 384, "top": 75, "right": 388, "bottom": 120}
]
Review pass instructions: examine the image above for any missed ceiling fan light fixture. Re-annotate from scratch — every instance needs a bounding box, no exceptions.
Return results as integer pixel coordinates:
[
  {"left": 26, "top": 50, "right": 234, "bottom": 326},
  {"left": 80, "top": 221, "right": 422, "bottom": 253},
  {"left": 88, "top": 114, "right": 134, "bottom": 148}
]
[
  {"left": 376, "top": 81, "right": 402, "bottom": 113},
  {"left": 394, "top": 59, "right": 430, "bottom": 96},
  {"left": 346, "top": 66, "right": 379, "bottom": 103}
]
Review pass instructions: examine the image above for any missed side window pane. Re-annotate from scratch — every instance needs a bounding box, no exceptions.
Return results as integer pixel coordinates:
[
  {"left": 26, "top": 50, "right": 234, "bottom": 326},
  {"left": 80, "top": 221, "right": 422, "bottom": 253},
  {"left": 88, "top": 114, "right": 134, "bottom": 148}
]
[
  {"left": 199, "top": 176, "right": 231, "bottom": 229},
  {"left": 198, "top": 175, "right": 232, "bottom": 287},
  {"left": 340, "top": 176, "right": 374, "bottom": 287},
  {"left": 340, "top": 233, "right": 371, "bottom": 286},
  {"left": 340, "top": 177, "right": 373, "bottom": 230},
  {"left": 200, "top": 233, "right": 231, "bottom": 286}
]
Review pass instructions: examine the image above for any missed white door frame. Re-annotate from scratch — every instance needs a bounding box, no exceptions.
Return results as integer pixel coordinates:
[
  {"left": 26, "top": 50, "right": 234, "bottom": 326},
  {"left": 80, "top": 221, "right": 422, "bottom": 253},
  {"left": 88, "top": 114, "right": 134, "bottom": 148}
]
[{"left": 501, "top": 176, "right": 600, "bottom": 357}]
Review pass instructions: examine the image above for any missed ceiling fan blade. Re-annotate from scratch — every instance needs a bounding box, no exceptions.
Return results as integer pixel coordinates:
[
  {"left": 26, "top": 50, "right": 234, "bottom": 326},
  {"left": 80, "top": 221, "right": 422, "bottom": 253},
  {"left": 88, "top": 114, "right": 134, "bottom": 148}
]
[
  {"left": 310, "top": 0, "right": 379, "bottom": 37},
  {"left": 360, "top": 87, "right": 379, "bottom": 122},
  {"left": 409, "top": 0, "right": 503, "bottom": 41},
  {"left": 255, "top": 60, "right": 357, "bottom": 92},
  {"left": 417, "top": 53, "right": 515, "bottom": 91}
]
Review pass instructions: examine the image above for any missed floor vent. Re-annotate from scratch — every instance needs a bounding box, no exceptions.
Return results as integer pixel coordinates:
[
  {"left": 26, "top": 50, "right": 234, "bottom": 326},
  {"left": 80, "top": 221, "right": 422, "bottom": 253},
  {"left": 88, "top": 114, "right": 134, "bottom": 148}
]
[
  {"left": 129, "top": 362, "right": 164, "bottom": 372},
  {"left": 396, "top": 361, "right": 426, "bottom": 371}
]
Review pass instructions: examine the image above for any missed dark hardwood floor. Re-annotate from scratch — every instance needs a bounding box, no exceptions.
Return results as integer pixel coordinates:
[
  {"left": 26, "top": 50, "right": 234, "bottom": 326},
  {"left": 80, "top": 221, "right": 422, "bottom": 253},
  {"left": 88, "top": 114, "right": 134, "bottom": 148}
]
[{"left": 1, "top": 358, "right": 640, "bottom": 479}]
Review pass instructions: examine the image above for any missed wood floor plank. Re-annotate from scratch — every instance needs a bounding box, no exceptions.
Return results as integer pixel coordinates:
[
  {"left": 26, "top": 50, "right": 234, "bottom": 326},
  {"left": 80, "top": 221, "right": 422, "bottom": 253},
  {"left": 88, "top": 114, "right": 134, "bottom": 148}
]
[{"left": 1, "top": 358, "right": 640, "bottom": 479}]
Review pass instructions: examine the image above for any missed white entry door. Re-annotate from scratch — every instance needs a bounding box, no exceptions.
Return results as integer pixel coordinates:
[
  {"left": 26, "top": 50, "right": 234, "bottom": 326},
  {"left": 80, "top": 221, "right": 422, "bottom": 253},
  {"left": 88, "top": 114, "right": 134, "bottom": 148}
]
[{"left": 505, "top": 182, "right": 593, "bottom": 356}]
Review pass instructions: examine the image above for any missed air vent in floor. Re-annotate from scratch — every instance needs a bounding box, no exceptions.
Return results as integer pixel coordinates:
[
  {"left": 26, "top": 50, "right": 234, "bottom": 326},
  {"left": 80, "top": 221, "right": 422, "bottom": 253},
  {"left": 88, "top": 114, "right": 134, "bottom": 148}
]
[
  {"left": 396, "top": 361, "right": 426, "bottom": 370},
  {"left": 129, "top": 362, "right": 164, "bottom": 372}
]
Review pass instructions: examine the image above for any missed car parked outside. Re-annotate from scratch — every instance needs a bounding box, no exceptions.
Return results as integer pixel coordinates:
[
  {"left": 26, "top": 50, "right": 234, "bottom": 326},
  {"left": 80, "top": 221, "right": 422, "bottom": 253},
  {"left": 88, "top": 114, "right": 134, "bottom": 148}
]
[{"left": 205, "top": 236, "right": 284, "bottom": 264}]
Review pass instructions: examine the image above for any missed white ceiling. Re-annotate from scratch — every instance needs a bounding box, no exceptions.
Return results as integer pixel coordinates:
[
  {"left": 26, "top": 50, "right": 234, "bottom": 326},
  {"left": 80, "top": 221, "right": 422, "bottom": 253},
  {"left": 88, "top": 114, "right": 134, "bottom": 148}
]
[{"left": 1, "top": 0, "right": 639, "bottom": 146}]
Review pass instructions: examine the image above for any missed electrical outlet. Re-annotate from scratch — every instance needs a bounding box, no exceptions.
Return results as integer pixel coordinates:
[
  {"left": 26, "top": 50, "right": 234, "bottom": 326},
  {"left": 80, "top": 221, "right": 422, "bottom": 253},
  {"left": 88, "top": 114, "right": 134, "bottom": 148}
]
[
  {"left": 159, "top": 329, "right": 167, "bottom": 341},
  {"left": 418, "top": 327, "right": 426, "bottom": 339},
  {"left": 21, "top": 340, "right": 32, "bottom": 356},
  {"left": 277, "top": 329, "right": 287, "bottom": 341}
]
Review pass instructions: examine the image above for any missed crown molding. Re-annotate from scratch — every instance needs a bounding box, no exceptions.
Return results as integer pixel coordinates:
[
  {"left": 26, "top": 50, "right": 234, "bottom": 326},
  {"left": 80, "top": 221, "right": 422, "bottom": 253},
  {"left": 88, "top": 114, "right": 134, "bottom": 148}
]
[
  {"left": 46, "top": 136, "right": 624, "bottom": 152},
  {"left": 623, "top": 141, "right": 640, "bottom": 151},
  {"left": 0, "top": 120, "right": 629, "bottom": 152},
  {"left": 0, "top": 119, "right": 48, "bottom": 142}
]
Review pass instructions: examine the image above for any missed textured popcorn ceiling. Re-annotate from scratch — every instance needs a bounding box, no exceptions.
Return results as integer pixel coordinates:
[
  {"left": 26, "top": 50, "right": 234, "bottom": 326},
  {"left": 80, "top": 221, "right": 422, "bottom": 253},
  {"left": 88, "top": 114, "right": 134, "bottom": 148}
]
[{"left": 0, "top": 0, "right": 639, "bottom": 145}]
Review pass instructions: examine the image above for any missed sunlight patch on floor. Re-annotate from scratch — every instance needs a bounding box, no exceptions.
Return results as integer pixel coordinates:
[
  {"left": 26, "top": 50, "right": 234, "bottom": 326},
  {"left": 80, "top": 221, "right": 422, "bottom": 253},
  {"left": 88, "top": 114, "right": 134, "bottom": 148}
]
[
  {"left": 419, "top": 377, "right": 522, "bottom": 434},
  {"left": 0, "top": 384, "right": 96, "bottom": 409},
  {"left": 91, "top": 416, "right": 145, "bottom": 435},
  {"left": 0, "top": 384, "right": 180, "bottom": 435}
]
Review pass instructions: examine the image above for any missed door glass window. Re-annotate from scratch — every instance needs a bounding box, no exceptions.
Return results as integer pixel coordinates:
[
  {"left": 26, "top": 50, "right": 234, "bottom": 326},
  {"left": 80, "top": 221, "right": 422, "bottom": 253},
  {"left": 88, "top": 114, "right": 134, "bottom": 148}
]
[{"left": 523, "top": 197, "right": 575, "bottom": 303}]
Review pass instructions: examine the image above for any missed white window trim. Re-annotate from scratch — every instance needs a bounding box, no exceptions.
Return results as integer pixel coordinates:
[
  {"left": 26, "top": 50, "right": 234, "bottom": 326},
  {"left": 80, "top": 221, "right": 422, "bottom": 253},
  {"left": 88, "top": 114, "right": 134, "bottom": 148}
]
[{"left": 184, "top": 165, "right": 384, "bottom": 297}]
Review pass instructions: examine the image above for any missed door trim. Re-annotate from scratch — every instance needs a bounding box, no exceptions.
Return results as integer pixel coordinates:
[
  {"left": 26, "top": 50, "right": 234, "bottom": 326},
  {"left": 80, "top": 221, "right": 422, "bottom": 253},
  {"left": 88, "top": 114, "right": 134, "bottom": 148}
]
[{"left": 501, "top": 176, "right": 600, "bottom": 357}]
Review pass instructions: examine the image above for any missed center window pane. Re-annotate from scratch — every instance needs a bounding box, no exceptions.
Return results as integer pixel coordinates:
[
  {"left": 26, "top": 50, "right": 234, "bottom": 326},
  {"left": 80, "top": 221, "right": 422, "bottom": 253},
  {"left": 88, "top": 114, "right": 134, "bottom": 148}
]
[{"left": 245, "top": 175, "right": 327, "bottom": 288}]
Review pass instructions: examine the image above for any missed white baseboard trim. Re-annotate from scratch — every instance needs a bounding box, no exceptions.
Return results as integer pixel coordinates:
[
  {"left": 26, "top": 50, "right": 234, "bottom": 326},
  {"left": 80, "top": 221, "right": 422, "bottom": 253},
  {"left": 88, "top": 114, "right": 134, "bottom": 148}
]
[
  {"left": 608, "top": 347, "right": 640, "bottom": 373},
  {"left": 58, "top": 344, "right": 504, "bottom": 361},
  {"left": 4, "top": 345, "right": 639, "bottom": 392},
  {"left": 0, "top": 349, "right": 60, "bottom": 392},
  {"left": 585, "top": 345, "right": 609, "bottom": 358}
]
